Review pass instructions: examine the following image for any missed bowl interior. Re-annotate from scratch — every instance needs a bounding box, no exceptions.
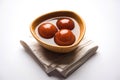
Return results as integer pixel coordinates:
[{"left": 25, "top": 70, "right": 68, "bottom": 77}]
[{"left": 30, "top": 11, "right": 85, "bottom": 49}]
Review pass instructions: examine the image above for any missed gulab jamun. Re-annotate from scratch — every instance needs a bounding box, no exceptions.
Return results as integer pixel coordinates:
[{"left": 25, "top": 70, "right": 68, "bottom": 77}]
[
  {"left": 54, "top": 29, "right": 75, "bottom": 46},
  {"left": 38, "top": 23, "right": 58, "bottom": 38},
  {"left": 56, "top": 18, "right": 75, "bottom": 30}
]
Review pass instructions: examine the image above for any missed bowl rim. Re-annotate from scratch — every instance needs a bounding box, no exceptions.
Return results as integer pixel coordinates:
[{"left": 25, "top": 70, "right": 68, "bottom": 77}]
[{"left": 30, "top": 10, "right": 86, "bottom": 49}]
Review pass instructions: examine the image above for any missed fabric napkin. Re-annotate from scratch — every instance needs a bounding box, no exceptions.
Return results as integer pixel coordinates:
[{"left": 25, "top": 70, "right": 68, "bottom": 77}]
[{"left": 20, "top": 37, "right": 98, "bottom": 77}]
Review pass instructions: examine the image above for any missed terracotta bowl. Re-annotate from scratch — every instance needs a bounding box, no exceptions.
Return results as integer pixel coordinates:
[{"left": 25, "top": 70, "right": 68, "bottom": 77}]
[{"left": 30, "top": 10, "right": 86, "bottom": 53}]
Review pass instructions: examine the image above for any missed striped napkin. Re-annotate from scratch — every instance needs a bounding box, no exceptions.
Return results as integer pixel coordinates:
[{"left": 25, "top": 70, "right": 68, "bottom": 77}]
[{"left": 20, "top": 37, "right": 98, "bottom": 77}]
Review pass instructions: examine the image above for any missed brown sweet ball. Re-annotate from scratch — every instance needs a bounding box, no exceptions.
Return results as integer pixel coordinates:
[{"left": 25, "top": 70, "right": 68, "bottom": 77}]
[
  {"left": 38, "top": 23, "right": 58, "bottom": 38},
  {"left": 56, "top": 18, "right": 75, "bottom": 30},
  {"left": 54, "top": 29, "right": 75, "bottom": 46}
]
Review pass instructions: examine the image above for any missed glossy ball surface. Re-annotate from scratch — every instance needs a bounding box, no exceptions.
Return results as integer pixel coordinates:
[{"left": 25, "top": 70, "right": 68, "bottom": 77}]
[
  {"left": 38, "top": 23, "right": 58, "bottom": 38},
  {"left": 56, "top": 18, "right": 75, "bottom": 30},
  {"left": 54, "top": 29, "right": 75, "bottom": 46}
]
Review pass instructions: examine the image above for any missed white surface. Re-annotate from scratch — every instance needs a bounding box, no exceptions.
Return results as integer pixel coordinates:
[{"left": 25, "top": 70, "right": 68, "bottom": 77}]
[{"left": 0, "top": 0, "right": 120, "bottom": 80}]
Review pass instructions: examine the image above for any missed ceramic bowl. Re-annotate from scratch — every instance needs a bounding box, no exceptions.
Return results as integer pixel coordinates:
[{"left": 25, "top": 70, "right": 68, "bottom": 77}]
[{"left": 30, "top": 10, "right": 86, "bottom": 53}]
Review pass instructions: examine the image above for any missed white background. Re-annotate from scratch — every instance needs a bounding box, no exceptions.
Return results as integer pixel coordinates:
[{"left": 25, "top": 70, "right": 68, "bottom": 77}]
[{"left": 0, "top": 0, "right": 120, "bottom": 80}]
